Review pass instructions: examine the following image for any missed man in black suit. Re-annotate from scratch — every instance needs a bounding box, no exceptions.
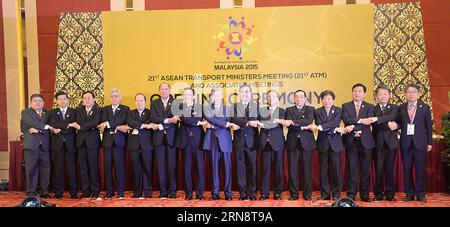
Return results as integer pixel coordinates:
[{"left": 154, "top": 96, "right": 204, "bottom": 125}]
[
  {"left": 341, "top": 83, "right": 375, "bottom": 202},
  {"left": 127, "top": 93, "right": 159, "bottom": 199},
  {"left": 20, "top": 94, "right": 54, "bottom": 198},
  {"left": 202, "top": 88, "right": 239, "bottom": 200},
  {"left": 48, "top": 91, "right": 77, "bottom": 199},
  {"left": 283, "top": 89, "right": 316, "bottom": 200},
  {"left": 368, "top": 85, "right": 399, "bottom": 201},
  {"left": 258, "top": 90, "right": 286, "bottom": 200},
  {"left": 398, "top": 84, "right": 433, "bottom": 202},
  {"left": 97, "top": 89, "right": 130, "bottom": 199},
  {"left": 150, "top": 83, "right": 180, "bottom": 199},
  {"left": 231, "top": 84, "right": 260, "bottom": 200},
  {"left": 314, "top": 90, "right": 345, "bottom": 201},
  {"left": 72, "top": 91, "right": 101, "bottom": 200},
  {"left": 175, "top": 88, "right": 206, "bottom": 200}
]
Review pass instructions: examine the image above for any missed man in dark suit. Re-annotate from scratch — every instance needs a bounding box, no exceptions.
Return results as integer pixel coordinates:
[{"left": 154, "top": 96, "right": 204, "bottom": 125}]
[
  {"left": 368, "top": 85, "right": 399, "bottom": 201},
  {"left": 175, "top": 88, "right": 206, "bottom": 200},
  {"left": 127, "top": 93, "right": 159, "bottom": 199},
  {"left": 150, "top": 83, "right": 180, "bottom": 199},
  {"left": 258, "top": 90, "right": 286, "bottom": 200},
  {"left": 341, "top": 83, "right": 375, "bottom": 202},
  {"left": 314, "top": 90, "right": 344, "bottom": 201},
  {"left": 48, "top": 91, "right": 77, "bottom": 199},
  {"left": 97, "top": 89, "right": 130, "bottom": 199},
  {"left": 20, "top": 94, "right": 54, "bottom": 198},
  {"left": 398, "top": 84, "right": 433, "bottom": 202},
  {"left": 231, "top": 84, "right": 260, "bottom": 200},
  {"left": 283, "top": 89, "right": 316, "bottom": 200},
  {"left": 72, "top": 91, "right": 101, "bottom": 200},
  {"left": 202, "top": 88, "right": 239, "bottom": 200}
]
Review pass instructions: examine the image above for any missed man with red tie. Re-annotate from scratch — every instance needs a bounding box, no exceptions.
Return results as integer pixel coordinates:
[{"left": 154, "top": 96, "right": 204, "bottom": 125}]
[
  {"left": 399, "top": 84, "right": 433, "bottom": 202},
  {"left": 341, "top": 83, "right": 375, "bottom": 202}
]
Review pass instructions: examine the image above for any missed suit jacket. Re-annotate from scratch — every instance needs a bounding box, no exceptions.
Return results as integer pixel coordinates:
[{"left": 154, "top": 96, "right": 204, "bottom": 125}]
[
  {"left": 126, "top": 108, "right": 153, "bottom": 152},
  {"left": 372, "top": 103, "right": 399, "bottom": 150},
  {"left": 20, "top": 108, "right": 50, "bottom": 151},
  {"left": 315, "top": 106, "right": 343, "bottom": 152},
  {"left": 285, "top": 105, "right": 316, "bottom": 151},
  {"left": 399, "top": 101, "right": 433, "bottom": 151},
  {"left": 75, "top": 104, "right": 101, "bottom": 150},
  {"left": 202, "top": 103, "right": 233, "bottom": 153},
  {"left": 48, "top": 107, "right": 76, "bottom": 152},
  {"left": 101, "top": 104, "right": 130, "bottom": 148},
  {"left": 150, "top": 96, "right": 177, "bottom": 146},
  {"left": 175, "top": 103, "right": 204, "bottom": 149},
  {"left": 341, "top": 101, "right": 375, "bottom": 149},
  {"left": 258, "top": 106, "right": 286, "bottom": 152},
  {"left": 231, "top": 101, "right": 259, "bottom": 149}
]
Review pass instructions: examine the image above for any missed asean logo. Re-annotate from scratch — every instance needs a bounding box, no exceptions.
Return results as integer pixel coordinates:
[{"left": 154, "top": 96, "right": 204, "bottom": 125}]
[{"left": 214, "top": 16, "right": 257, "bottom": 60}]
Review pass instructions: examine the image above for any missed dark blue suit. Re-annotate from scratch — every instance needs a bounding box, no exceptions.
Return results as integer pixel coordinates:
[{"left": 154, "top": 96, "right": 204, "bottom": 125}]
[
  {"left": 101, "top": 104, "right": 129, "bottom": 196},
  {"left": 372, "top": 103, "right": 399, "bottom": 198},
  {"left": 150, "top": 96, "right": 177, "bottom": 196},
  {"left": 258, "top": 106, "right": 286, "bottom": 197},
  {"left": 285, "top": 105, "right": 316, "bottom": 198},
  {"left": 341, "top": 101, "right": 374, "bottom": 199},
  {"left": 315, "top": 106, "right": 343, "bottom": 199},
  {"left": 20, "top": 108, "right": 51, "bottom": 196},
  {"left": 175, "top": 102, "right": 205, "bottom": 197},
  {"left": 231, "top": 101, "right": 259, "bottom": 198},
  {"left": 399, "top": 101, "right": 432, "bottom": 198},
  {"left": 202, "top": 103, "right": 233, "bottom": 197},
  {"left": 127, "top": 108, "right": 154, "bottom": 196},
  {"left": 49, "top": 107, "right": 77, "bottom": 196},
  {"left": 75, "top": 104, "right": 101, "bottom": 196}
]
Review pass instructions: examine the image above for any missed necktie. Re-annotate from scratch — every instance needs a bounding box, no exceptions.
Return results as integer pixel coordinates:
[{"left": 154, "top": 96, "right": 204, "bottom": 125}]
[
  {"left": 112, "top": 106, "right": 116, "bottom": 115},
  {"left": 61, "top": 109, "right": 65, "bottom": 120},
  {"left": 381, "top": 105, "right": 385, "bottom": 113},
  {"left": 408, "top": 104, "right": 415, "bottom": 122},
  {"left": 37, "top": 111, "right": 42, "bottom": 120},
  {"left": 163, "top": 101, "right": 167, "bottom": 110},
  {"left": 356, "top": 104, "right": 361, "bottom": 118}
]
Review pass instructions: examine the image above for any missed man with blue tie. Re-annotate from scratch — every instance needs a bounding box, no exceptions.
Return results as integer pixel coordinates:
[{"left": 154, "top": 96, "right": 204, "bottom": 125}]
[
  {"left": 48, "top": 91, "right": 78, "bottom": 199},
  {"left": 259, "top": 90, "right": 286, "bottom": 200},
  {"left": 72, "top": 91, "right": 101, "bottom": 200},
  {"left": 283, "top": 89, "right": 316, "bottom": 201},
  {"left": 175, "top": 88, "right": 206, "bottom": 200},
  {"left": 97, "top": 89, "right": 130, "bottom": 199},
  {"left": 150, "top": 83, "right": 180, "bottom": 199},
  {"left": 127, "top": 93, "right": 159, "bottom": 199},
  {"left": 399, "top": 84, "right": 433, "bottom": 202},
  {"left": 202, "top": 88, "right": 239, "bottom": 200},
  {"left": 368, "top": 85, "right": 399, "bottom": 201},
  {"left": 20, "top": 94, "right": 54, "bottom": 198},
  {"left": 314, "top": 90, "right": 345, "bottom": 201},
  {"left": 341, "top": 83, "right": 375, "bottom": 202},
  {"left": 231, "top": 84, "right": 260, "bottom": 200}
]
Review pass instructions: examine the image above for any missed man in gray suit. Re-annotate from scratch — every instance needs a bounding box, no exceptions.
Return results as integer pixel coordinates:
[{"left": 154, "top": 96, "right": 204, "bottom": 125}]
[{"left": 20, "top": 94, "right": 55, "bottom": 197}]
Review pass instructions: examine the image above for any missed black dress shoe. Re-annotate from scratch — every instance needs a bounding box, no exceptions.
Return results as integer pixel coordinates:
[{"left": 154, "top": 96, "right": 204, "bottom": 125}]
[
  {"left": 318, "top": 196, "right": 331, "bottom": 200},
  {"left": 104, "top": 194, "right": 114, "bottom": 200},
  {"left": 289, "top": 195, "right": 299, "bottom": 200},
  {"left": 238, "top": 194, "right": 248, "bottom": 200},
  {"left": 249, "top": 195, "right": 257, "bottom": 201},
  {"left": 91, "top": 194, "right": 100, "bottom": 200},
  {"left": 26, "top": 192, "right": 37, "bottom": 196},
  {"left": 416, "top": 196, "right": 427, "bottom": 202},
  {"left": 210, "top": 194, "right": 220, "bottom": 200},
  {"left": 185, "top": 195, "right": 193, "bottom": 200},
  {"left": 385, "top": 195, "right": 396, "bottom": 201},
  {"left": 196, "top": 194, "right": 204, "bottom": 200},
  {"left": 169, "top": 192, "right": 177, "bottom": 199},
  {"left": 274, "top": 194, "right": 282, "bottom": 200},
  {"left": 132, "top": 192, "right": 142, "bottom": 198},
  {"left": 159, "top": 193, "right": 168, "bottom": 199},
  {"left": 144, "top": 193, "right": 152, "bottom": 199},
  {"left": 374, "top": 196, "right": 384, "bottom": 201},
  {"left": 81, "top": 192, "right": 91, "bottom": 198},
  {"left": 361, "top": 197, "right": 373, "bottom": 202},
  {"left": 403, "top": 196, "right": 414, "bottom": 202},
  {"left": 225, "top": 195, "right": 233, "bottom": 201},
  {"left": 303, "top": 197, "right": 312, "bottom": 201},
  {"left": 40, "top": 193, "right": 49, "bottom": 199},
  {"left": 55, "top": 194, "right": 63, "bottom": 199},
  {"left": 118, "top": 194, "right": 125, "bottom": 199},
  {"left": 70, "top": 194, "right": 78, "bottom": 199},
  {"left": 259, "top": 195, "right": 269, "bottom": 200}
]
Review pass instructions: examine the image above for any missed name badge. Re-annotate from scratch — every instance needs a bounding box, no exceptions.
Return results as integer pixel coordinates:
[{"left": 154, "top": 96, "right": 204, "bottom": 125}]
[
  {"left": 132, "top": 129, "right": 139, "bottom": 135},
  {"left": 407, "top": 124, "right": 415, "bottom": 135}
]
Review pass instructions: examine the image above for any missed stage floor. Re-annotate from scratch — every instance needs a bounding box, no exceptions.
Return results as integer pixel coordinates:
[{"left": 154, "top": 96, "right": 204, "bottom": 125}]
[{"left": 1, "top": 191, "right": 449, "bottom": 207}]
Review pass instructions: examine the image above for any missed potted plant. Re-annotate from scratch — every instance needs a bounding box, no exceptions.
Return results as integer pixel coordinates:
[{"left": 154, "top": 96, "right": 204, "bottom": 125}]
[{"left": 441, "top": 112, "right": 450, "bottom": 194}]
